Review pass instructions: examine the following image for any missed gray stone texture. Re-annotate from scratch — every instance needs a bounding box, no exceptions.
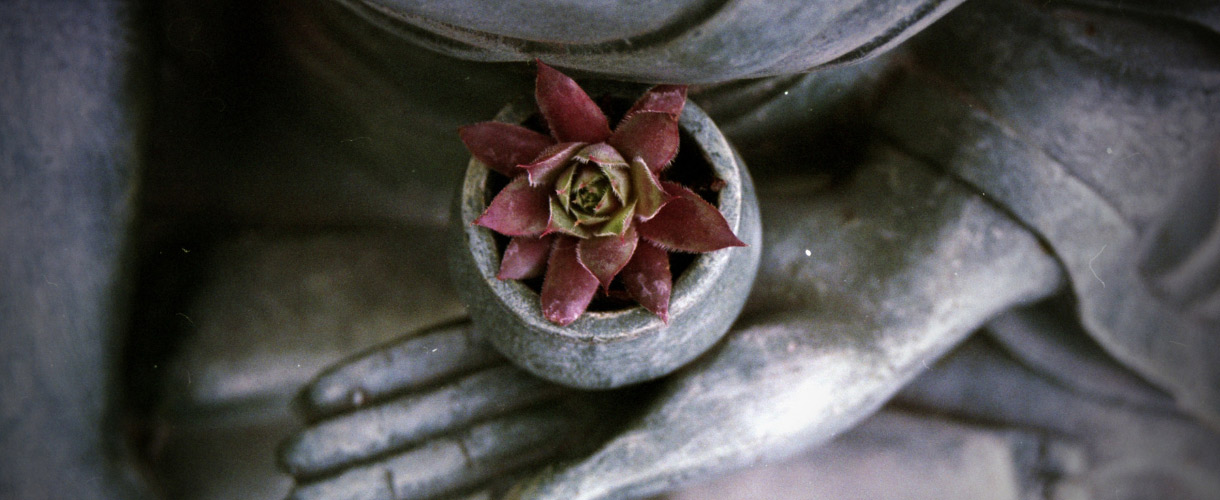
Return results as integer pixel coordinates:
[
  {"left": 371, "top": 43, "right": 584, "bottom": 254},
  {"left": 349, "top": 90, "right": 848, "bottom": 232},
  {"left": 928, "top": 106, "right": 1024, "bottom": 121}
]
[
  {"left": 872, "top": 0, "right": 1220, "bottom": 427},
  {"left": 1, "top": 0, "right": 151, "bottom": 498},
  {"left": 4, "top": 0, "right": 1219, "bottom": 498},
  {"left": 340, "top": 0, "right": 968, "bottom": 82}
]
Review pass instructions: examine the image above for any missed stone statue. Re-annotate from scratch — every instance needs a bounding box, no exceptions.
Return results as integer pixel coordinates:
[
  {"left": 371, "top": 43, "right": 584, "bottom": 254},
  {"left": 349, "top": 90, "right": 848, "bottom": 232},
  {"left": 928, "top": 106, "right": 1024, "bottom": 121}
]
[
  {"left": 277, "top": 0, "right": 1220, "bottom": 498},
  {"left": 3, "top": 0, "right": 1217, "bottom": 499}
]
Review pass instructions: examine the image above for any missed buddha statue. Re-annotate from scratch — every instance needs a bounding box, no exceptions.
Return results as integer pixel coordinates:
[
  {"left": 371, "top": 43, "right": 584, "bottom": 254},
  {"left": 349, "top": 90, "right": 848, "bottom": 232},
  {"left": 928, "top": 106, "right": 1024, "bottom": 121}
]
[{"left": 3, "top": 0, "right": 1217, "bottom": 498}]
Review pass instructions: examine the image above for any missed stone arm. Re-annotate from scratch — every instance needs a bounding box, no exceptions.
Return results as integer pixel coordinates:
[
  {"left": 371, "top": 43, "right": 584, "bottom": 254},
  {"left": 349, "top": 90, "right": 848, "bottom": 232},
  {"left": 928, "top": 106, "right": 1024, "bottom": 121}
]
[{"left": 870, "top": 0, "right": 1220, "bottom": 426}]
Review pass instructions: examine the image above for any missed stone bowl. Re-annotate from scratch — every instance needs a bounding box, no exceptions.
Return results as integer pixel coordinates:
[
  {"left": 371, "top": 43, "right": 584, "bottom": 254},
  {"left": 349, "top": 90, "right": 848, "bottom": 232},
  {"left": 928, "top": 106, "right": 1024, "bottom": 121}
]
[{"left": 449, "top": 97, "right": 761, "bottom": 389}]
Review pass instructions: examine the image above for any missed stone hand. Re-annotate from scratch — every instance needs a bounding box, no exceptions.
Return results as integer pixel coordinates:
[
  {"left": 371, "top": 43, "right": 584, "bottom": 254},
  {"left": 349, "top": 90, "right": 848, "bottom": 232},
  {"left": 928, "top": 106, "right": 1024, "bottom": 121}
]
[
  {"left": 279, "top": 145, "right": 1065, "bottom": 499},
  {"left": 278, "top": 322, "right": 639, "bottom": 500}
]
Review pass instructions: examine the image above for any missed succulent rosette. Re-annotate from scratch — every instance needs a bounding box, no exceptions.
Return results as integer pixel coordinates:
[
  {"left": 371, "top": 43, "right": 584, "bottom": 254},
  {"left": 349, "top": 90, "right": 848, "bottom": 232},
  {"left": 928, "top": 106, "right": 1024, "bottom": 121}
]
[{"left": 459, "top": 61, "right": 745, "bottom": 326}]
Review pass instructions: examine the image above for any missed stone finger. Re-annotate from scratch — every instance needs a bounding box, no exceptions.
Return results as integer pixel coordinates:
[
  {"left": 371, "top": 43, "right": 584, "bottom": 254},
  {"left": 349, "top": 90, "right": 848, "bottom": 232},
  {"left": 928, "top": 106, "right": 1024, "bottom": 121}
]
[
  {"left": 280, "top": 364, "right": 567, "bottom": 477},
  {"left": 299, "top": 322, "right": 502, "bottom": 420},
  {"left": 287, "top": 406, "right": 586, "bottom": 500}
]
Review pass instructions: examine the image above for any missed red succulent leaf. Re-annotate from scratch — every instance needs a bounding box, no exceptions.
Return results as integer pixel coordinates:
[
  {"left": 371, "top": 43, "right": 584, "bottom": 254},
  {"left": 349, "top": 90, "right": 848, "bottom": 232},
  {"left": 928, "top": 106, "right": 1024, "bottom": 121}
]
[
  {"left": 541, "top": 236, "right": 601, "bottom": 325},
  {"left": 609, "top": 112, "right": 680, "bottom": 174},
  {"left": 638, "top": 182, "right": 746, "bottom": 252},
  {"left": 577, "top": 225, "right": 639, "bottom": 291},
  {"left": 523, "top": 142, "right": 584, "bottom": 186},
  {"left": 498, "top": 234, "right": 555, "bottom": 280},
  {"left": 536, "top": 60, "right": 612, "bottom": 144},
  {"left": 459, "top": 122, "right": 554, "bottom": 177},
  {"left": 619, "top": 240, "right": 672, "bottom": 323},
  {"left": 625, "top": 85, "right": 688, "bottom": 119},
  {"left": 474, "top": 176, "right": 550, "bottom": 236}
]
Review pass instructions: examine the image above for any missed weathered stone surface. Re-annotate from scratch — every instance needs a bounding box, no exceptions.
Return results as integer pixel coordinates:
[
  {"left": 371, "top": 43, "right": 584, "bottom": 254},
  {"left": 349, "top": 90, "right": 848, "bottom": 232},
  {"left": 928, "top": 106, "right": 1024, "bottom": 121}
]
[
  {"left": 161, "top": 230, "right": 463, "bottom": 412},
  {"left": 900, "top": 332, "right": 1220, "bottom": 500},
  {"left": 873, "top": 0, "right": 1220, "bottom": 427},
  {"left": 339, "top": 0, "right": 968, "bottom": 82},
  {"left": 140, "top": 0, "right": 535, "bottom": 231},
  {"left": 8, "top": 0, "right": 1220, "bottom": 498},
  {"left": 150, "top": 228, "right": 465, "bottom": 500},
  {"left": 667, "top": 410, "right": 1046, "bottom": 500},
  {"left": 1, "top": 0, "right": 150, "bottom": 498}
]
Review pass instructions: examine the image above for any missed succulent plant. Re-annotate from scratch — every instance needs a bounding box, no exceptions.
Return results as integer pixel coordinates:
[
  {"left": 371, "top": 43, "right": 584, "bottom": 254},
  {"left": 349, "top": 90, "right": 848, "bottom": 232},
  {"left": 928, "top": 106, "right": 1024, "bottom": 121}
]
[{"left": 459, "top": 61, "right": 745, "bottom": 326}]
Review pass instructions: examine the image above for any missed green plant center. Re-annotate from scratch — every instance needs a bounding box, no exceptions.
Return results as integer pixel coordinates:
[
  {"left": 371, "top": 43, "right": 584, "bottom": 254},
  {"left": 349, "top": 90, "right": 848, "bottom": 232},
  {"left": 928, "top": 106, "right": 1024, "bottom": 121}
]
[{"left": 572, "top": 177, "right": 610, "bottom": 214}]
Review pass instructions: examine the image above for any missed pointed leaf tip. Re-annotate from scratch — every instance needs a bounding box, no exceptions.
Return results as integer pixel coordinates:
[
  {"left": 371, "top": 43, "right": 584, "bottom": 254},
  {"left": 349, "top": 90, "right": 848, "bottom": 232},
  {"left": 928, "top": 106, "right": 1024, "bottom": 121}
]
[
  {"left": 523, "top": 142, "right": 584, "bottom": 186},
  {"left": 536, "top": 61, "right": 612, "bottom": 144},
  {"left": 474, "top": 176, "right": 551, "bottom": 236},
  {"left": 638, "top": 182, "right": 745, "bottom": 253},
  {"left": 620, "top": 240, "right": 672, "bottom": 322},
  {"left": 541, "top": 236, "right": 600, "bottom": 325},
  {"left": 626, "top": 85, "right": 688, "bottom": 119},
  {"left": 459, "top": 122, "right": 554, "bottom": 177},
  {"left": 609, "top": 112, "right": 680, "bottom": 174}
]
